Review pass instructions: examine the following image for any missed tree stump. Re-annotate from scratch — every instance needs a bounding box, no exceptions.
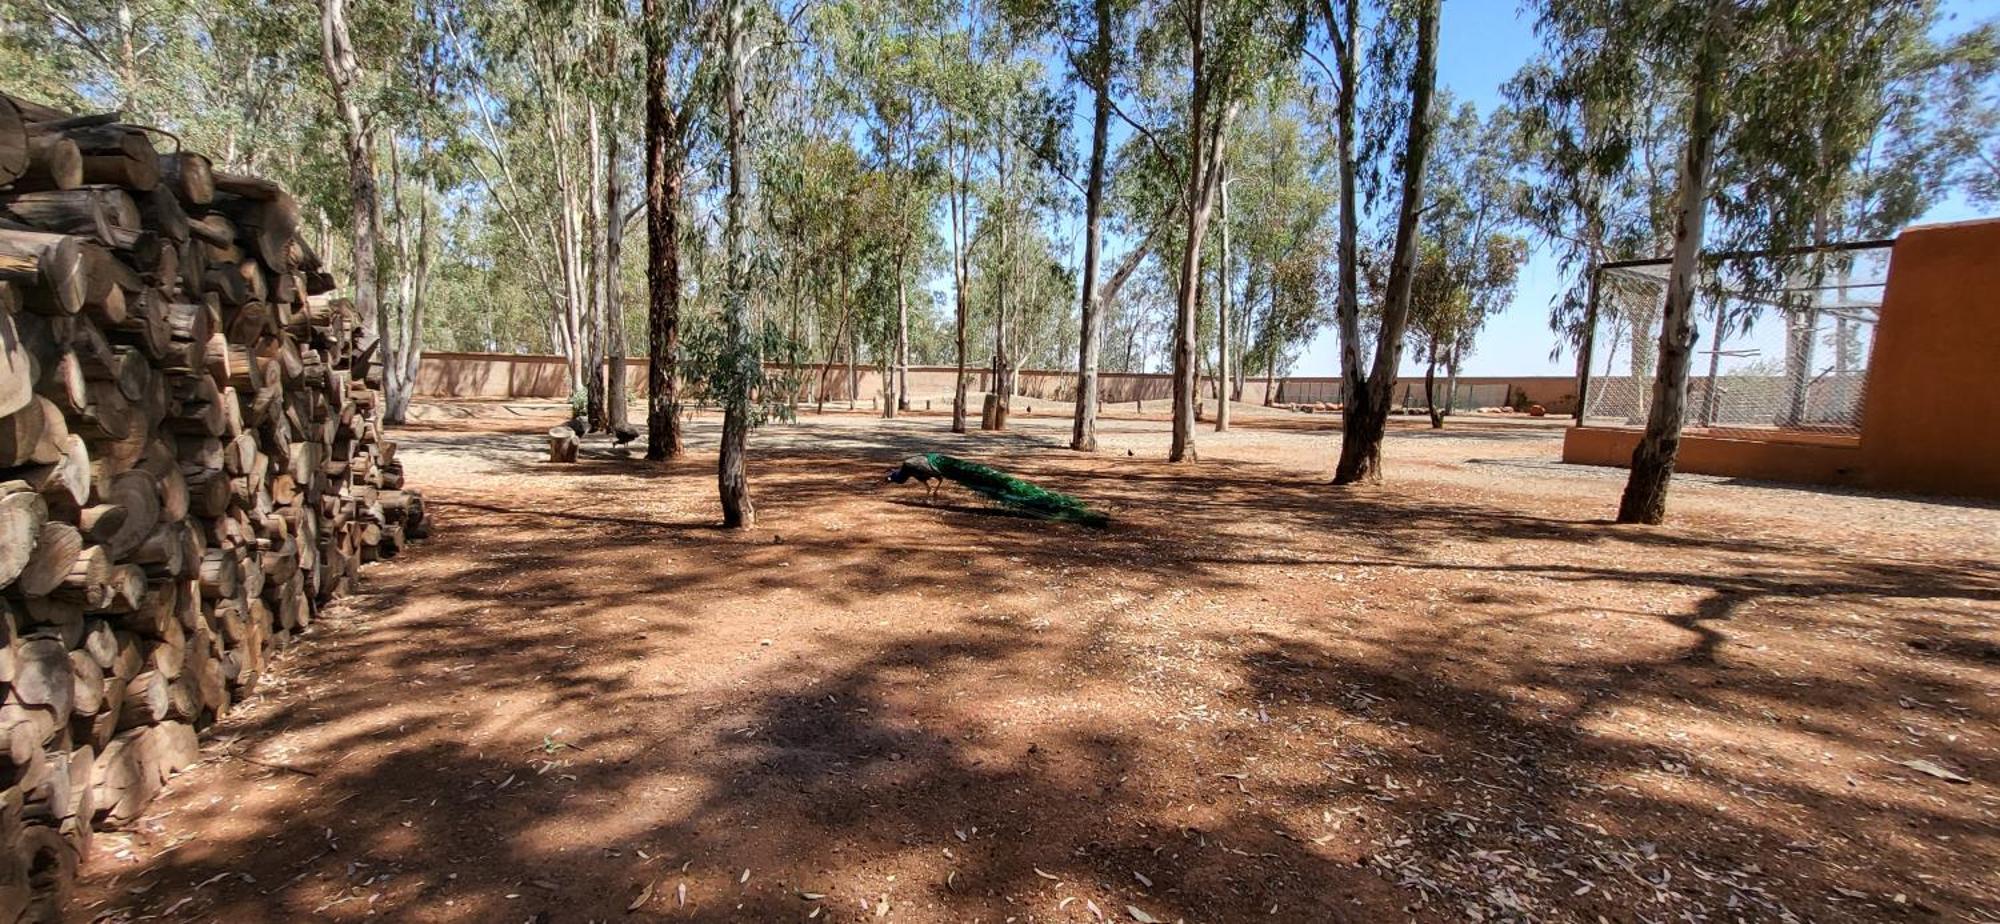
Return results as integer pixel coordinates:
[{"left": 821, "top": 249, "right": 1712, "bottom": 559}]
[{"left": 547, "top": 426, "right": 578, "bottom": 463}]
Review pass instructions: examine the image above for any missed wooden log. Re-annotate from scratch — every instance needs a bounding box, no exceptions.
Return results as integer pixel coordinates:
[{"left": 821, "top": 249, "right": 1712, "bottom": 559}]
[
  {"left": 548, "top": 425, "right": 578, "bottom": 463},
  {"left": 201, "top": 258, "right": 263, "bottom": 306},
  {"left": 0, "top": 483, "right": 48, "bottom": 587},
  {"left": 112, "top": 671, "right": 168, "bottom": 733},
  {"left": 67, "top": 652, "right": 104, "bottom": 718},
  {"left": 12, "top": 132, "right": 84, "bottom": 192},
  {"left": 9, "top": 639, "right": 73, "bottom": 720},
  {"left": 31, "top": 344, "right": 87, "bottom": 417},
  {"left": 73, "top": 379, "right": 132, "bottom": 440},
  {"left": 88, "top": 565, "right": 146, "bottom": 614},
  {"left": 176, "top": 234, "right": 205, "bottom": 297},
  {"left": 21, "top": 599, "right": 83, "bottom": 650},
  {"left": 156, "top": 152, "right": 213, "bottom": 206},
  {"left": 113, "top": 587, "right": 175, "bottom": 639},
  {"left": 135, "top": 185, "right": 190, "bottom": 243},
  {"left": 109, "top": 287, "right": 173, "bottom": 361},
  {"left": 0, "top": 186, "right": 140, "bottom": 245},
  {"left": 188, "top": 212, "right": 235, "bottom": 250},
  {"left": 0, "top": 228, "right": 85, "bottom": 316},
  {"left": 21, "top": 746, "right": 70, "bottom": 825},
  {"left": 163, "top": 670, "right": 197, "bottom": 721},
  {"left": 196, "top": 549, "right": 238, "bottom": 601},
  {"left": 150, "top": 459, "right": 189, "bottom": 522},
  {"left": 90, "top": 729, "right": 151, "bottom": 825},
  {"left": 48, "top": 544, "right": 109, "bottom": 605},
  {"left": 17, "top": 433, "right": 89, "bottom": 517},
  {"left": 0, "top": 94, "right": 24, "bottom": 187},
  {"left": 96, "top": 470, "right": 159, "bottom": 558},
  {"left": 208, "top": 186, "right": 300, "bottom": 274},
  {"left": 63, "top": 742, "right": 95, "bottom": 848},
  {"left": 12, "top": 523, "right": 80, "bottom": 598},
  {"left": 64, "top": 125, "right": 158, "bottom": 192},
  {"left": 14, "top": 823, "right": 76, "bottom": 917},
  {"left": 0, "top": 715, "right": 42, "bottom": 780},
  {"left": 78, "top": 242, "right": 139, "bottom": 312},
  {"left": 79, "top": 621, "right": 115, "bottom": 672},
  {"left": 0, "top": 398, "right": 67, "bottom": 466},
  {"left": 166, "top": 298, "right": 216, "bottom": 347},
  {"left": 76, "top": 504, "right": 125, "bottom": 548},
  {"left": 0, "top": 304, "right": 28, "bottom": 419}
]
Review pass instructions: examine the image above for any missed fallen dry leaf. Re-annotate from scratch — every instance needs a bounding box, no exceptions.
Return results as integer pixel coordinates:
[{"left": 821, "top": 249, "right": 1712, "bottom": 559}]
[{"left": 1895, "top": 758, "right": 1971, "bottom": 784}]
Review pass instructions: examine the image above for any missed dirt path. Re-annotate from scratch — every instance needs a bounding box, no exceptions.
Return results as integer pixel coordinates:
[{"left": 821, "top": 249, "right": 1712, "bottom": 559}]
[{"left": 76, "top": 407, "right": 2000, "bottom": 922}]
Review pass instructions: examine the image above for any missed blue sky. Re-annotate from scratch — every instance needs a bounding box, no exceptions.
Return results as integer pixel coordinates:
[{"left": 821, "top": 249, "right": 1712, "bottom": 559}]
[{"left": 1279, "top": 0, "right": 2000, "bottom": 378}]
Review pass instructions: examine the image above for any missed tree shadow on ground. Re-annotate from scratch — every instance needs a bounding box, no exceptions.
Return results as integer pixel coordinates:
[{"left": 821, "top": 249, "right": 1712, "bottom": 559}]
[{"left": 75, "top": 416, "right": 2000, "bottom": 923}]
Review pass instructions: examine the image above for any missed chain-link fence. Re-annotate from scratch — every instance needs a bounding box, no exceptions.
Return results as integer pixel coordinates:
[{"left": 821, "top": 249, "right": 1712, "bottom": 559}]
[
  {"left": 1578, "top": 241, "right": 1891, "bottom": 437},
  {"left": 1277, "top": 379, "right": 1512, "bottom": 408}
]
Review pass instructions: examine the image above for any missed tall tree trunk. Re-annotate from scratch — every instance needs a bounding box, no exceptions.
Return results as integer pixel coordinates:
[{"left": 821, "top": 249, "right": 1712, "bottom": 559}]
[
  {"left": 987, "top": 148, "right": 1011, "bottom": 431},
  {"left": 318, "top": 0, "right": 382, "bottom": 387},
  {"left": 1333, "top": 0, "right": 1438, "bottom": 484},
  {"left": 1325, "top": 0, "right": 1362, "bottom": 457},
  {"left": 1169, "top": 0, "right": 1230, "bottom": 463},
  {"left": 1423, "top": 341, "right": 1442, "bottom": 429},
  {"left": 1781, "top": 212, "right": 1831, "bottom": 428},
  {"left": 888, "top": 252, "right": 907, "bottom": 419},
  {"left": 605, "top": 83, "right": 629, "bottom": 430},
  {"left": 1215, "top": 158, "right": 1231, "bottom": 433},
  {"left": 643, "top": 0, "right": 683, "bottom": 460},
  {"left": 1618, "top": 15, "right": 1722, "bottom": 525},
  {"left": 1071, "top": 0, "right": 1113, "bottom": 452},
  {"left": 948, "top": 127, "right": 970, "bottom": 434},
  {"left": 1443, "top": 340, "right": 1460, "bottom": 416},
  {"left": 717, "top": 0, "right": 753, "bottom": 527},
  {"left": 584, "top": 98, "right": 609, "bottom": 431},
  {"left": 1700, "top": 301, "right": 1725, "bottom": 426}
]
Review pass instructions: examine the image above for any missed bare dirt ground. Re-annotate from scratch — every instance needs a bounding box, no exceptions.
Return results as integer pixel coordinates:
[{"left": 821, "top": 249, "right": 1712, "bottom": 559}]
[{"left": 76, "top": 400, "right": 1999, "bottom": 923}]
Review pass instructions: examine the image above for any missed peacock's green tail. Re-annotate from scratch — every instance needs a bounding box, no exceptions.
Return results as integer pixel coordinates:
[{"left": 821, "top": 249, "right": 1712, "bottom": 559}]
[{"left": 924, "top": 453, "right": 1110, "bottom": 527}]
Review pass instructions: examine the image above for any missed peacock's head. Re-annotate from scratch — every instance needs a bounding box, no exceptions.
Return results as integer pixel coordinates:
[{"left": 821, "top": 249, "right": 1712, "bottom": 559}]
[{"left": 885, "top": 467, "right": 909, "bottom": 484}]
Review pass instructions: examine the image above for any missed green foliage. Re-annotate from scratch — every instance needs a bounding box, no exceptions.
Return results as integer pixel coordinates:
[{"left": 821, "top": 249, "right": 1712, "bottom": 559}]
[
  {"left": 1513, "top": 0, "right": 1990, "bottom": 352},
  {"left": 1405, "top": 96, "right": 1527, "bottom": 367}
]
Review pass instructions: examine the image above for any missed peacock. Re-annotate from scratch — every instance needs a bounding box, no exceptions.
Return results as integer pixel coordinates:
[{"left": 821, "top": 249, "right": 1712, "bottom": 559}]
[{"left": 886, "top": 453, "right": 1110, "bottom": 527}]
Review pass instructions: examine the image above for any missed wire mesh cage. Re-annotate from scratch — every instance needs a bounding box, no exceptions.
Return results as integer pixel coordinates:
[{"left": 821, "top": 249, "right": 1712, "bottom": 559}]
[{"left": 1577, "top": 240, "right": 1891, "bottom": 439}]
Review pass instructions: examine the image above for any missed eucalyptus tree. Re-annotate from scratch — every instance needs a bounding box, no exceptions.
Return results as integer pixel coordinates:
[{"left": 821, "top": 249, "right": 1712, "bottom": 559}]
[
  {"left": 932, "top": 13, "right": 988, "bottom": 433},
  {"left": 998, "top": 0, "right": 1145, "bottom": 449},
  {"left": 1327, "top": 0, "right": 1440, "bottom": 484},
  {"left": 1524, "top": 0, "right": 1947, "bottom": 524},
  {"left": 446, "top": 0, "right": 623, "bottom": 427},
  {"left": 712, "top": 0, "right": 811, "bottom": 527},
  {"left": 822, "top": 0, "right": 950, "bottom": 418},
  {"left": 1304, "top": 0, "right": 1363, "bottom": 457},
  {"left": 927, "top": 3, "right": 1035, "bottom": 432},
  {"left": 1220, "top": 90, "right": 1336, "bottom": 406},
  {"left": 318, "top": 0, "right": 382, "bottom": 386},
  {"left": 1129, "top": 0, "right": 1299, "bottom": 462},
  {"left": 641, "top": 0, "right": 722, "bottom": 459},
  {"left": 978, "top": 57, "right": 1072, "bottom": 429},
  {"left": 1510, "top": 51, "right": 1679, "bottom": 380},
  {"left": 1773, "top": 18, "right": 1999, "bottom": 425},
  {"left": 1943, "top": 26, "right": 2000, "bottom": 207},
  {"left": 1404, "top": 98, "right": 1525, "bottom": 428}
]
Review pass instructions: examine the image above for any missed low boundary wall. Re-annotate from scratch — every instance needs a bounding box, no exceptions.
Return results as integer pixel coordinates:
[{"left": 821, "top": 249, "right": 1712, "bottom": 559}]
[{"left": 413, "top": 352, "right": 1582, "bottom": 414}]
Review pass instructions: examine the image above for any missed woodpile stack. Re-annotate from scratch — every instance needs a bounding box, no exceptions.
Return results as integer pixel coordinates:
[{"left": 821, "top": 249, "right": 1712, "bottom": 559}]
[{"left": 0, "top": 91, "right": 428, "bottom": 921}]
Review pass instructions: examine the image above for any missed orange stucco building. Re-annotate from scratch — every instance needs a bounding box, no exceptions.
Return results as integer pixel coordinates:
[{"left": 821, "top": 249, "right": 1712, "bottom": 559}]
[{"left": 1563, "top": 218, "right": 2000, "bottom": 500}]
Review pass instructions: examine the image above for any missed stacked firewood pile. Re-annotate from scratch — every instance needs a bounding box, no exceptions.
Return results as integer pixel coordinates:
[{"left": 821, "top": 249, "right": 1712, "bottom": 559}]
[{"left": 0, "top": 92, "right": 428, "bottom": 919}]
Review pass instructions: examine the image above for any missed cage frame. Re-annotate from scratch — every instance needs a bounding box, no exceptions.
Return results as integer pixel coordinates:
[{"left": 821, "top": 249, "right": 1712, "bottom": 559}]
[{"left": 1571, "top": 237, "right": 1897, "bottom": 426}]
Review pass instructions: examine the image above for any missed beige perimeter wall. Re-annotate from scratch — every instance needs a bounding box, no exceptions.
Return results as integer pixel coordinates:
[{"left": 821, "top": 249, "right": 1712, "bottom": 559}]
[{"left": 413, "top": 352, "right": 1583, "bottom": 414}]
